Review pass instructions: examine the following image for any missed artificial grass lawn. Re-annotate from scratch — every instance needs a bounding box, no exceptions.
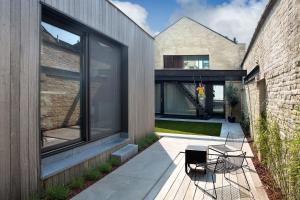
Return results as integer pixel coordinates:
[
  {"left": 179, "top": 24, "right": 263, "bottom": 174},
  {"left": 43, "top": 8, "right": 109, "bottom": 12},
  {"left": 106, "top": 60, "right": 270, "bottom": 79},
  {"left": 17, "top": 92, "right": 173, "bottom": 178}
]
[{"left": 155, "top": 120, "right": 221, "bottom": 136}]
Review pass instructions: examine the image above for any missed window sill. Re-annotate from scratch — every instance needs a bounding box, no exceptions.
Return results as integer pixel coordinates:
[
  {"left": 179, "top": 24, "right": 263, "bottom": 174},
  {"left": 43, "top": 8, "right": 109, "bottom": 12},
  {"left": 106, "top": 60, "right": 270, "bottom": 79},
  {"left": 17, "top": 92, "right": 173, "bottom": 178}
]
[{"left": 41, "top": 133, "right": 129, "bottom": 180}]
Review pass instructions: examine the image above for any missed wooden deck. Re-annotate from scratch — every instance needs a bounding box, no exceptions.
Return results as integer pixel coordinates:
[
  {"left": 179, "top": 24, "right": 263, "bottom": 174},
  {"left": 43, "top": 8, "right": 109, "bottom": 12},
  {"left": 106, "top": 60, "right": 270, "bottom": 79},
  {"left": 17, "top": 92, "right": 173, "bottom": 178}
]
[{"left": 145, "top": 153, "right": 256, "bottom": 200}]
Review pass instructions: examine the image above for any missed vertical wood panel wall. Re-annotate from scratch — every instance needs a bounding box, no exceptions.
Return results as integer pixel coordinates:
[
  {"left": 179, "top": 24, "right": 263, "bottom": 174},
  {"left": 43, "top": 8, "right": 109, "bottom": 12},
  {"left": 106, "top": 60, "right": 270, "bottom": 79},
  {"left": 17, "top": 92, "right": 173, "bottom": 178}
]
[
  {"left": 0, "top": 0, "right": 154, "bottom": 198},
  {"left": 0, "top": 0, "right": 40, "bottom": 199},
  {"left": 42, "top": 0, "right": 154, "bottom": 142}
]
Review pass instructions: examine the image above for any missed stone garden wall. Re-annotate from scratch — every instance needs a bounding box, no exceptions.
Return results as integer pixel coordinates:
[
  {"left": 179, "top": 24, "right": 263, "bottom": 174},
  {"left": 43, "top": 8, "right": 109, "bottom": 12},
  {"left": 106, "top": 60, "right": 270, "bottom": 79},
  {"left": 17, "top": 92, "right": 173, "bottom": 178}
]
[{"left": 243, "top": 0, "right": 300, "bottom": 138}]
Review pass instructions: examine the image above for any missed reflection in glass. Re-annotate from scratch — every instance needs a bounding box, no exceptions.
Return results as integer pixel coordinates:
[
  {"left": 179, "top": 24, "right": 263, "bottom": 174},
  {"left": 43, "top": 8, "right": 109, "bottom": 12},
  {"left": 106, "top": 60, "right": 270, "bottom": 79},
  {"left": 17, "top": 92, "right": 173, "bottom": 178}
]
[
  {"left": 40, "top": 21, "right": 81, "bottom": 148},
  {"left": 155, "top": 83, "right": 161, "bottom": 113},
  {"left": 183, "top": 55, "right": 209, "bottom": 69},
  {"left": 164, "top": 83, "right": 196, "bottom": 115},
  {"left": 89, "top": 34, "right": 122, "bottom": 139},
  {"left": 213, "top": 85, "right": 224, "bottom": 114}
]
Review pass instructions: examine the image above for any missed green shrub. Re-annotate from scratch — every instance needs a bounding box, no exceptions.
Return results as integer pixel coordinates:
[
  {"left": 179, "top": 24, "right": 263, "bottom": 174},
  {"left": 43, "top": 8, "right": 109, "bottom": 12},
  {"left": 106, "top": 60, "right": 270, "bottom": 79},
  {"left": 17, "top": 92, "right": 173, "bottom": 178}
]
[
  {"left": 255, "top": 113, "right": 300, "bottom": 200},
  {"left": 109, "top": 157, "right": 121, "bottom": 167},
  {"left": 45, "top": 185, "right": 69, "bottom": 200},
  {"left": 85, "top": 168, "right": 101, "bottom": 181},
  {"left": 145, "top": 133, "right": 159, "bottom": 145},
  {"left": 98, "top": 162, "right": 112, "bottom": 174},
  {"left": 240, "top": 114, "right": 250, "bottom": 136},
  {"left": 137, "top": 139, "right": 148, "bottom": 151},
  {"left": 137, "top": 133, "right": 159, "bottom": 151},
  {"left": 68, "top": 177, "right": 84, "bottom": 190},
  {"left": 225, "top": 83, "right": 239, "bottom": 117}
]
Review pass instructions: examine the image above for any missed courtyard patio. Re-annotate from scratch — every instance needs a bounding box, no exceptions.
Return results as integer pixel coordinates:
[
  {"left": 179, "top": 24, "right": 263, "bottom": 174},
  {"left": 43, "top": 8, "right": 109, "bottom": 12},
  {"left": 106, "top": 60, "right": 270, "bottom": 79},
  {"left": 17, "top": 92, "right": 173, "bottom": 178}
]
[{"left": 72, "top": 121, "right": 269, "bottom": 200}]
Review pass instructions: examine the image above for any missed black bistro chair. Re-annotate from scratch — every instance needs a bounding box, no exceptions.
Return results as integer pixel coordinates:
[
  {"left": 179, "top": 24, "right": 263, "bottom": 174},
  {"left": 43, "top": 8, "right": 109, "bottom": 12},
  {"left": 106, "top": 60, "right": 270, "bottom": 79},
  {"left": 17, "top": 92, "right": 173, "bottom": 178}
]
[
  {"left": 195, "top": 152, "right": 250, "bottom": 199},
  {"left": 209, "top": 132, "right": 246, "bottom": 155}
]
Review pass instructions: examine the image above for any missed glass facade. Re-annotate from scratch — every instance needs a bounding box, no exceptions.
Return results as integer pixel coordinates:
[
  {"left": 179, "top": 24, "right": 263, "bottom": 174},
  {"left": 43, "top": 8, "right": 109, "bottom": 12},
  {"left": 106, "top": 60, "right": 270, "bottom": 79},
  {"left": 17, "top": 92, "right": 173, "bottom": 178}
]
[
  {"left": 163, "top": 55, "right": 209, "bottom": 69},
  {"left": 89, "top": 34, "right": 122, "bottom": 139},
  {"left": 40, "top": 14, "right": 126, "bottom": 154},
  {"left": 183, "top": 55, "right": 209, "bottom": 69},
  {"left": 213, "top": 85, "right": 224, "bottom": 114},
  {"left": 164, "top": 82, "right": 196, "bottom": 115},
  {"left": 40, "top": 22, "right": 82, "bottom": 149},
  {"left": 155, "top": 83, "right": 161, "bottom": 113}
]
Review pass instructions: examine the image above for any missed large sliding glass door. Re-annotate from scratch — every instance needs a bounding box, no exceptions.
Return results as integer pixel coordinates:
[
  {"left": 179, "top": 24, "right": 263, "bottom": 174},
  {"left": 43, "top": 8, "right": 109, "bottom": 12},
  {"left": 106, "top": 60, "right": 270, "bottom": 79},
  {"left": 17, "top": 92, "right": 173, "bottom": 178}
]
[
  {"left": 40, "top": 21, "right": 83, "bottom": 150},
  {"left": 40, "top": 6, "right": 127, "bottom": 156},
  {"left": 89, "top": 34, "right": 122, "bottom": 139},
  {"left": 164, "top": 82, "right": 196, "bottom": 116}
]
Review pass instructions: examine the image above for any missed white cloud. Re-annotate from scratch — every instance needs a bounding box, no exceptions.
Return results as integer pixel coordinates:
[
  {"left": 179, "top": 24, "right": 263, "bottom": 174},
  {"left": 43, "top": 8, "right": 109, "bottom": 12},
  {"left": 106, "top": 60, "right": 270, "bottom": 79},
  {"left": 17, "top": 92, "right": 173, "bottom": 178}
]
[
  {"left": 110, "top": 0, "right": 155, "bottom": 35},
  {"left": 172, "top": 0, "right": 268, "bottom": 45}
]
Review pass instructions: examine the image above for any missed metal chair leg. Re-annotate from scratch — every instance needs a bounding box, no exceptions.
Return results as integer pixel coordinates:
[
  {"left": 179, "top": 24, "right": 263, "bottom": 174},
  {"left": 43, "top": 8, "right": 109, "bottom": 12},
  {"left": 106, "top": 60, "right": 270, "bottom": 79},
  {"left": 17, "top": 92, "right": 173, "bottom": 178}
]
[
  {"left": 194, "top": 172, "right": 217, "bottom": 199},
  {"left": 224, "top": 168, "right": 250, "bottom": 191}
]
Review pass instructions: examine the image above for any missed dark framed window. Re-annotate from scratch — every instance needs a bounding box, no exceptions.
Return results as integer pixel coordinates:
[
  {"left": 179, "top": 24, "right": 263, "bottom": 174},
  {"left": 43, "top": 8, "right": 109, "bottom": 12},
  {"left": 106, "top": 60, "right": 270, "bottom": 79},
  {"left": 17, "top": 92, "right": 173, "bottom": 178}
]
[
  {"left": 163, "top": 55, "right": 209, "bottom": 69},
  {"left": 40, "top": 5, "right": 128, "bottom": 156}
]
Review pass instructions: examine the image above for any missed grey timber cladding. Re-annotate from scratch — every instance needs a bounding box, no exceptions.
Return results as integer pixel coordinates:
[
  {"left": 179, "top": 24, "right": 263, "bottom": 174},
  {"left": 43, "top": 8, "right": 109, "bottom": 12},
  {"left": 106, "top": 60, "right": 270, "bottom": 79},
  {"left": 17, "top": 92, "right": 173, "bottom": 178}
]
[{"left": 0, "top": 0, "right": 154, "bottom": 198}]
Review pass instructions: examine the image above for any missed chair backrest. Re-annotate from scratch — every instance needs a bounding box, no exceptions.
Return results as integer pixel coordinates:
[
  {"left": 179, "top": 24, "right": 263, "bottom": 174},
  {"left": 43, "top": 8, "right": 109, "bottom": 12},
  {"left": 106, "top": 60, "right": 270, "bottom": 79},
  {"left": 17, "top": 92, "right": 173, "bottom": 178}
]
[
  {"left": 225, "top": 132, "right": 245, "bottom": 150},
  {"left": 225, "top": 152, "right": 246, "bottom": 170}
]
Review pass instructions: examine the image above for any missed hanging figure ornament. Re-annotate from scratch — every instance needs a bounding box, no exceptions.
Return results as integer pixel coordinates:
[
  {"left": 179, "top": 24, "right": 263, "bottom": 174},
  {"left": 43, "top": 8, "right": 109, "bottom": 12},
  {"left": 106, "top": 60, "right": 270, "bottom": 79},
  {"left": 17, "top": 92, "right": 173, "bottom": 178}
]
[{"left": 196, "top": 83, "right": 205, "bottom": 97}]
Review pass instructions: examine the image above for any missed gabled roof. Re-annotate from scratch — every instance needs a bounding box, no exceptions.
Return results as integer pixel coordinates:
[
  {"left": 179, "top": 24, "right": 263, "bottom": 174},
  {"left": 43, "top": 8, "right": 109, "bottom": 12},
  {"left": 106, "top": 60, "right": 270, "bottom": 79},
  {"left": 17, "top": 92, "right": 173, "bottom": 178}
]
[{"left": 155, "top": 16, "right": 238, "bottom": 44}]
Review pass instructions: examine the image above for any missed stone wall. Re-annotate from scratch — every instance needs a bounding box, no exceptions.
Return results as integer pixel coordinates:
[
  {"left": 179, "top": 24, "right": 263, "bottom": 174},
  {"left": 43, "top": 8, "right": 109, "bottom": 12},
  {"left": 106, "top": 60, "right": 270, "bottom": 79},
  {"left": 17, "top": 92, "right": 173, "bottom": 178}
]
[
  {"left": 40, "top": 35, "right": 81, "bottom": 131},
  {"left": 155, "top": 17, "right": 246, "bottom": 69},
  {"left": 243, "top": 0, "right": 300, "bottom": 138}
]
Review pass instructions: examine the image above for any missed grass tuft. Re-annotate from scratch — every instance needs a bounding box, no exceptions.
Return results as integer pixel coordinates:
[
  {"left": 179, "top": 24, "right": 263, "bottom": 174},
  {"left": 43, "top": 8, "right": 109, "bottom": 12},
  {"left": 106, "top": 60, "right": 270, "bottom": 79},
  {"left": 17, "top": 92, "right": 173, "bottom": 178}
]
[
  {"left": 98, "top": 162, "right": 112, "bottom": 174},
  {"left": 68, "top": 177, "right": 84, "bottom": 190},
  {"left": 137, "top": 139, "right": 148, "bottom": 151},
  {"left": 85, "top": 168, "right": 101, "bottom": 181},
  {"left": 45, "top": 185, "right": 69, "bottom": 200},
  {"left": 109, "top": 157, "right": 121, "bottom": 167}
]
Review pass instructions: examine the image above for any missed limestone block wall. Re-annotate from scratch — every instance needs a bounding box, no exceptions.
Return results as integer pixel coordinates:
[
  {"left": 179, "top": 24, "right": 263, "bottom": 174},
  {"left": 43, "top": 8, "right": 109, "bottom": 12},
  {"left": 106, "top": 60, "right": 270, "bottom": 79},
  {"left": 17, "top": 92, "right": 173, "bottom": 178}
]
[
  {"left": 155, "top": 17, "right": 246, "bottom": 69},
  {"left": 243, "top": 0, "right": 300, "bottom": 138}
]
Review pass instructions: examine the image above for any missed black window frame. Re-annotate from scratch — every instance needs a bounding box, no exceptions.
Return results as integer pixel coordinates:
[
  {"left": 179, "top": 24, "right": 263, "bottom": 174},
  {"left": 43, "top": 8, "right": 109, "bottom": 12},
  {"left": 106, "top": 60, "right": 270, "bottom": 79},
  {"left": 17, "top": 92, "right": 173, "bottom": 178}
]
[
  {"left": 163, "top": 55, "right": 210, "bottom": 69},
  {"left": 40, "top": 4, "right": 128, "bottom": 158}
]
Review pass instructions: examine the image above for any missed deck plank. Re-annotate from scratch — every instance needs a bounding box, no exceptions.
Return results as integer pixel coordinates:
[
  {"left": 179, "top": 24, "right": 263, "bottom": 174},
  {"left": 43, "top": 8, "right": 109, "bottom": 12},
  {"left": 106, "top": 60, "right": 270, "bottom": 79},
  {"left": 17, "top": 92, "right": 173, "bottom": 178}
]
[
  {"left": 154, "top": 154, "right": 186, "bottom": 200},
  {"left": 163, "top": 161, "right": 187, "bottom": 200},
  {"left": 145, "top": 153, "right": 184, "bottom": 200},
  {"left": 173, "top": 170, "right": 193, "bottom": 200}
]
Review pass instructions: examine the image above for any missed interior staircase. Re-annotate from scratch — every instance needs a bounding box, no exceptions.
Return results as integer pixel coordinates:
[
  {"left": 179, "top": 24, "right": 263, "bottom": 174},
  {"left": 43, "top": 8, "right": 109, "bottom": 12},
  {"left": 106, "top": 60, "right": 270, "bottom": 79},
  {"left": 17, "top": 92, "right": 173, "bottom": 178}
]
[{"left": 174, "top": 82, "right": 208, "bottom": 117}]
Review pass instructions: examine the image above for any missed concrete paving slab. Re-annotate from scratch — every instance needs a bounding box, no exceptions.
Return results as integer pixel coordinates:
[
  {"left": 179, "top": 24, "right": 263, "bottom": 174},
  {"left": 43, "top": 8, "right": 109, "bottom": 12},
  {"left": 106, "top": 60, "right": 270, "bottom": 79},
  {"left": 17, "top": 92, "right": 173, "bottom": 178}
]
[{"left": 72, "top": 122, "right": 265, "bottom": 200}]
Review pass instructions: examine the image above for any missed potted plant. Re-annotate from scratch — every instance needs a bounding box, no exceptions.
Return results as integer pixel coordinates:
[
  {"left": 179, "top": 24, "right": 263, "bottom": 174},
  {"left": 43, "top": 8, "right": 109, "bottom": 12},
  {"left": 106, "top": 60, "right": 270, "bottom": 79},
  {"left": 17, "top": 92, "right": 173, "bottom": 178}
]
[{"left": 225, "top": 83, "right": 239, "bottom": 123}]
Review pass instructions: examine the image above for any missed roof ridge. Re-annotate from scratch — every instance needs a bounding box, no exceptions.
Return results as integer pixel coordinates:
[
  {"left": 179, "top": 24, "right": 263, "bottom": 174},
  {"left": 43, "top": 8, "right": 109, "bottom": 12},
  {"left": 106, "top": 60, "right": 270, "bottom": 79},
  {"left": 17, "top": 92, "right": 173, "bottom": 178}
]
[{"left": 155, "top": 16, "right": 239, "bottom": 45}]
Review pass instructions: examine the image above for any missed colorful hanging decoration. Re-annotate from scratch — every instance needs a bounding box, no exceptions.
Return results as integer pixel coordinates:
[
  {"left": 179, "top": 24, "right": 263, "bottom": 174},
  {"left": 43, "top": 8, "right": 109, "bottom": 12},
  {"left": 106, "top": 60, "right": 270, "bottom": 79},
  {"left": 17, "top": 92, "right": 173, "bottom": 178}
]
[{"left": 196, "top": 83, "right": 205, "bottom": 97}]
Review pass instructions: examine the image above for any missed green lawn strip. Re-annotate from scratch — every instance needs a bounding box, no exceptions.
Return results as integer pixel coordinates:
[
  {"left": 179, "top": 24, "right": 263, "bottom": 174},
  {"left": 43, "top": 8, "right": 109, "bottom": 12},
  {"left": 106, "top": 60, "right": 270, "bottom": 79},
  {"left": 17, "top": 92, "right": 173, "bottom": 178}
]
[{"left": 155, "top": 120, "right": 221, "bottom": 136}]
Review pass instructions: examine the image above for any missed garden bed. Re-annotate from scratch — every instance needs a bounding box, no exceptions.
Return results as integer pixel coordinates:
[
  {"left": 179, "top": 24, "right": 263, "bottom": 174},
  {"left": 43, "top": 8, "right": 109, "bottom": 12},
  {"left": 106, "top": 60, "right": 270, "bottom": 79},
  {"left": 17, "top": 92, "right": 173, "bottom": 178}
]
[
  {"left": 248, "top": 138, "right": 284, "bottom": 200},
  {"left": 30, "top": 133, "right": 160, "bottom": 200}
]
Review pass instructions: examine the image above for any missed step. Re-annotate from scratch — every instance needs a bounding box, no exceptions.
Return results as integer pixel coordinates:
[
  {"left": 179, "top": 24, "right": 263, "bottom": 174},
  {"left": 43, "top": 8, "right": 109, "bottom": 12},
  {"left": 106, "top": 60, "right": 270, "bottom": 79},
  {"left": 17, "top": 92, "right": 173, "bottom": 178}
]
[{"left": 111, "top": 144, "right": 138, "bottom": 163}]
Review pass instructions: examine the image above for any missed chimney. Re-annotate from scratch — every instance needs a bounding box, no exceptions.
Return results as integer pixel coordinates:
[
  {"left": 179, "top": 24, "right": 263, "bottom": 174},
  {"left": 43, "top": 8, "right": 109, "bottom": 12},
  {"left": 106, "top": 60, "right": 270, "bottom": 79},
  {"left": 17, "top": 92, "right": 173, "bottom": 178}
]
[{"left": 233, "top": 37, "right": 237, "bottom": 44}]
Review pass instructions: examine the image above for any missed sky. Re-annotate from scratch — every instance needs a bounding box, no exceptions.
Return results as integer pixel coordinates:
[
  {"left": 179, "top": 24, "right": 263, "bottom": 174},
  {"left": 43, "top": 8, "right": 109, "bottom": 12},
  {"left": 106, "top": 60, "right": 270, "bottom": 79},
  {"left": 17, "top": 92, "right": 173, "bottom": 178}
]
[{"left": 111, "top": 0, "right": 268, "bottom": 45}]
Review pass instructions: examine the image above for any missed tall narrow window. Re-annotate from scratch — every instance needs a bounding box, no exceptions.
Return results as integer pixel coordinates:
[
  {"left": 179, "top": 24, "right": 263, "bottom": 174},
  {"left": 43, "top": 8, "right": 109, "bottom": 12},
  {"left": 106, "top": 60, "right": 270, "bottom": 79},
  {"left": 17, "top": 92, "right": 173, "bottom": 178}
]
[
  {"left": 40, "top": 21, "right": 82, "bottom": 149},
  {"left": 89, "top": 34, "right": 122, "bottom": 139},
  {"left": 213, "top": 85, "right": 224, "bottom": 115},
  {"left": 155, "top": 83, "right": 161, "bottom": 114}
]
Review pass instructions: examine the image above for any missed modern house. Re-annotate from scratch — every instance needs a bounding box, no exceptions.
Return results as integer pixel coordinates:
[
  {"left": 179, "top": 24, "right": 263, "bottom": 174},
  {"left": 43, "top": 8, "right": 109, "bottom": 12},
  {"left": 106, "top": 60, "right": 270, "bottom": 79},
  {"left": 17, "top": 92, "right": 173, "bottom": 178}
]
[
  {"left": 155, "top": 17, "right": 246, "bottom": 120},
  {"left": 0, "top": 0, "right": 154, "bottom": 198}
]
